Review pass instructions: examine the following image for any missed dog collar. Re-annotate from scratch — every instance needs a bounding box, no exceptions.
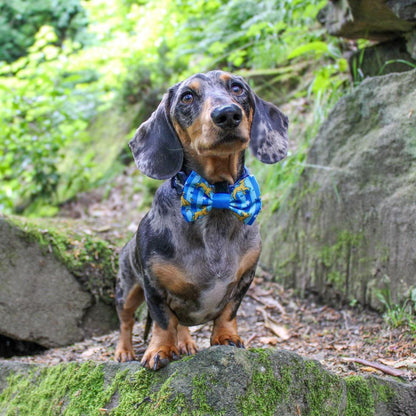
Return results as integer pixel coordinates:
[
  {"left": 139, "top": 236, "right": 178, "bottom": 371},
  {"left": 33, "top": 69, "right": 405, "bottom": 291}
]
[{"left": 171, "top": 167, "right": 262, "bottom": 225}]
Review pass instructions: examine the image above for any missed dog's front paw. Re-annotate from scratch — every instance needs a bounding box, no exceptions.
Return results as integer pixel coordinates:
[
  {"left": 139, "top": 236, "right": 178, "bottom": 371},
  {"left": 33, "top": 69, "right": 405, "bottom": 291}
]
[
  {"left": 211, "top": 334, "right": 245, "bottom": 349},
  {"left": 141, "top": 345, "right": 180, "bottom": 371},
  {"left": 115, "top": 343, "right": 136, "bottom": 362},
  {"left": 177, "top": 325, "right": 198, "bottom": 355}
]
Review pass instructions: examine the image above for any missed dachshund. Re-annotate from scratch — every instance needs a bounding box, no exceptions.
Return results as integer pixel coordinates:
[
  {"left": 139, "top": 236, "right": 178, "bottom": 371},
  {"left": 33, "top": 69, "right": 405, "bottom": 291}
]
[{"left": 114, "top": 70, "right": 288, "bottom": 370}]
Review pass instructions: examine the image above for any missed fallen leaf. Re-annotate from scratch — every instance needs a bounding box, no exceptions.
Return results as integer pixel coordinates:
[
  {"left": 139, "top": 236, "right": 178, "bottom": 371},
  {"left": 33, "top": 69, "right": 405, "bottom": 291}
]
[
  {"left": 379, "top": 358, "right": 416, "bottom": 370},
  {"left": 265, "top": 320, "right": 290, "bottom": 340},
  {"left": 361, "top": 366, "right": 382, "bottom": 374},
  {"left": 259, "top": 336, "right": 279, "bottom": 346},
  {"left": 257, "top": 307, "right": 291, "bottom": 340}
]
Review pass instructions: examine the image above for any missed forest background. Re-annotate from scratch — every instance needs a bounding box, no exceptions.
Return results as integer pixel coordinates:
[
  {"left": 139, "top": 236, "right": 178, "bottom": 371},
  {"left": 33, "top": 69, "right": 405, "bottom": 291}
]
[{"left": 0, "top": 0, "right": 352, "bottom": 217}]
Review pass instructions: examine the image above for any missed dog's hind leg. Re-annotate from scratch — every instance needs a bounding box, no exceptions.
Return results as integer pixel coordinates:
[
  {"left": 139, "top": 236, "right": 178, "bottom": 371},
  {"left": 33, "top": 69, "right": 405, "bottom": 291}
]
[
  {"left": 115, "top": 283, "right": 144, "bottom": 362},
  {"left": 114, "top": 237, "right": 145, "bottom": 362}
]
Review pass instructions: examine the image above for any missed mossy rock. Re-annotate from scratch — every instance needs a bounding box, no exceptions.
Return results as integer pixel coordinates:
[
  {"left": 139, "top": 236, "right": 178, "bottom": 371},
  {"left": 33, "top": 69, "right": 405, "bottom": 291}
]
[
  {"left": 261, "top": 68, "right": 416, "bottom": 309},
  {"left": 0, "top": 347, "right": 415, "bottom": 415},
  {"left": 0, "top": 215, "right": 118, "bottom": 348}
]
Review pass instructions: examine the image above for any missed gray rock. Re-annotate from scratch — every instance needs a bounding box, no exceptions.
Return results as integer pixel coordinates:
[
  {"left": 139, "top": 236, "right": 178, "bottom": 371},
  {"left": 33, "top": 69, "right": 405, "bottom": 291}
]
[
  {"left": 261, "top": 69, "right": 416, "bottom": 309},
  {"left": 0, "top": 217, "right": 118, "bottom": 348},
  {"left": 348, "top": 38, "right": 416, "bottom": 81},
  {"left": 0, "top": 347, "right": 415, "bottom": 415},
  {"left": 320, "top": 0, "right": 416, "bottom": 40},
  {"left": 387, "top": 0, "right": 416, "bottom": 22}
]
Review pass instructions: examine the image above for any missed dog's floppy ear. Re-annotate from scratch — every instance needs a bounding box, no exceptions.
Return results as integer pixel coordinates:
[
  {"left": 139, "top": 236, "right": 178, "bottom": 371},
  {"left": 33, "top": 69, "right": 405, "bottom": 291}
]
[
  {"left": 249, "top": 94, "right": 289, "bottom": 164},
  {"left": 129, "top": 90, "right": 183, "bottom": 180}
]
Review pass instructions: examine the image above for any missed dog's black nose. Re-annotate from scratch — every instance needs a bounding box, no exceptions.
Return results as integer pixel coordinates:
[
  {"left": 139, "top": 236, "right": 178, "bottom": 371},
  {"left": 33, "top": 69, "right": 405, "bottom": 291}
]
[{"left": 211, "top": 104, "right": 242, "bottom": 129}]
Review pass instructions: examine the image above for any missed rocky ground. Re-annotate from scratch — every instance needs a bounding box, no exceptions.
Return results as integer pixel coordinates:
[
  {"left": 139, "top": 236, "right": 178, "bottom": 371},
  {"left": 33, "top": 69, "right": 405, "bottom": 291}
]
[{"left": 2, "top": 166, "right": 415, "bottom": 382}]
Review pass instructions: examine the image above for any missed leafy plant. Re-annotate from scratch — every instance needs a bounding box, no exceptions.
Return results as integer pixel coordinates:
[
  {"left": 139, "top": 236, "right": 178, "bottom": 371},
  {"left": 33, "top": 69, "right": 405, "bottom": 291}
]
[
  {"left": 0, "top": 0, "right": 89, "bottom": 63},
  {"left": 0, "top": 26, "right": 98, "bottom": 213},
  {"left": 0, "top": 0, "right": 351, "bottom": 215},
  {"left": 376, "top": 286, "right": 416, "bottom": 337}
]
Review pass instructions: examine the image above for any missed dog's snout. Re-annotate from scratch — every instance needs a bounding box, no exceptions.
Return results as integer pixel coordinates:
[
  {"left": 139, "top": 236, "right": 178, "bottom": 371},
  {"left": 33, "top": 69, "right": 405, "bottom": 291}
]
[{"left": 211, "top": 104, "right": 242, "bottom": 129}]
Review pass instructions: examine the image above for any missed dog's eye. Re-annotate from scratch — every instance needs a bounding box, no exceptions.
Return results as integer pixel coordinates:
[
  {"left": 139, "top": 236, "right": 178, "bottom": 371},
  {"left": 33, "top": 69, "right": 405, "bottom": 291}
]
[
  {"left": 231, "top": 83, "right": 244, "bottom": 96},
  {"left": 181, "top": 92, "right": 194, "bottom": 104}
]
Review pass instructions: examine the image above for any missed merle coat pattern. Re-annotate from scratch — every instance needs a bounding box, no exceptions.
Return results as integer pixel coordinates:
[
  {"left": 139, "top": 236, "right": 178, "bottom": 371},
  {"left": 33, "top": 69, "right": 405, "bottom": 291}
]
[{"left": 115, "top": 70, "right": 288, "bottom": 370}]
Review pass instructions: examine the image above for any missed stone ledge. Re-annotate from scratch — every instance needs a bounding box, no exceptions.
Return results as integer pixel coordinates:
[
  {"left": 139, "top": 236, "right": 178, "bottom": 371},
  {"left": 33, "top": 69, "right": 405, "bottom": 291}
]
[{"left": 0, "top": 347, "right": 415, "bottom": 415}]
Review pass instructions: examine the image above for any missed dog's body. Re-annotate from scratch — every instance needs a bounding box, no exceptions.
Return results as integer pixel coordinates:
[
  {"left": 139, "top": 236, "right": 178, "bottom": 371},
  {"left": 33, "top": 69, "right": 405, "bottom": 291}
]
[{"left": 115, "top": 71, "right": 288, "bottom": 370}]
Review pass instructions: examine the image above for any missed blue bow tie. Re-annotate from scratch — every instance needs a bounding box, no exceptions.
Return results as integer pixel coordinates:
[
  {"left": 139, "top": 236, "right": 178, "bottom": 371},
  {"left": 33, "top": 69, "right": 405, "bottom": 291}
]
[{"left": 180, "top": 168, "right": 262, "bottom": 225}]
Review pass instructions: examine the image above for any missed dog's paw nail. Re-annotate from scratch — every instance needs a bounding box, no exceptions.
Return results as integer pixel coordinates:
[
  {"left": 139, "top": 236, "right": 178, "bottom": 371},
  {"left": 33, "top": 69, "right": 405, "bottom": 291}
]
[
  {"left": 141, "top": 359, "right": 148, "bottom": 368},
  {"left": 172, "top": 352, "right": 180, "bottom": 360},
  {"left": 237, "top": 342, "right": 245, "bottom": 349},
  {"left": 153, "top": 354, "right": 160, "bottom": 371},
  {"left": 228, "top": 341, "right": 236, "bottom": 347}
]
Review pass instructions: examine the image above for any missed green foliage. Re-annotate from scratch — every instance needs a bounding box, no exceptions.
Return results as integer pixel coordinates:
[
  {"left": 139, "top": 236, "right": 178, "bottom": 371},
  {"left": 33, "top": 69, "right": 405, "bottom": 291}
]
[
  {"left": 0, "top": 0, "right": 350, "bottom": 215},
  {"left": 0, "top": 27, "right": 97, "bottom": 213},
  {"left": 0, "top": 0, "right": 89, "bottom": 63},
  {"left": 376, "top": 286, "right": 416, "bottom": 337},
  {"left": 167, "top": 0, "right": 330, "bottom": 72}
]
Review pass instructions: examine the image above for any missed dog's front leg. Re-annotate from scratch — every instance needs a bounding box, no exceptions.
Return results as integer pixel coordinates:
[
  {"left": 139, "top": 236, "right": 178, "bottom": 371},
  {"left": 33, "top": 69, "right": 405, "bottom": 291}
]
[
  {"left": 141, "top": 312, "right": 180, "bottom": 370},
  {"left": 210, "top": 259, "right": 258, "bottom": 349},
  {"left": 210, "top": 303, "right": 245, "bottom": 348}
]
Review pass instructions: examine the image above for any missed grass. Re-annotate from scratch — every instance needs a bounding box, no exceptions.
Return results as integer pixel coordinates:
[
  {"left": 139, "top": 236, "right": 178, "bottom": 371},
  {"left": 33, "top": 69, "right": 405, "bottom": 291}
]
[{"left": 376, "top": 286, "right": 416, "bottom": 338}]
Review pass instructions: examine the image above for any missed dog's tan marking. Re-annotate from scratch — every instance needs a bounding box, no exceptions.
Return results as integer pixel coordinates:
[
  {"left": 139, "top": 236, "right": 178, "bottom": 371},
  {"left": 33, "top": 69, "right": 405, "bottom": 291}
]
[
  {"left": 236, "top": 248, "right": 260, "bottom": 281},
  {"left": 177, "top": 325, "right": 198, "bottom": 355},
  {"left": 151, "top": 261, "right": 199, "bottom": 300},
  {"left": 142, "top": 314, "right": 179, "bottom": 370},
  {"left": 114, "top": 284, "right": 145, "bottom": 362},
  {"left": 219, "top": 72, "right": 232, "bottom": 83},
  {"left": 202, "top": 153, "right": 241, "bottom": 184},
  {"left": 211, "top": 303, "right": 243, "bottom": 347},
  {"left": 172, "top": 93, "right": 252, "bottom": 184},
  {"left": 187, "top": 79, "right": 201, "bottom": 93}
]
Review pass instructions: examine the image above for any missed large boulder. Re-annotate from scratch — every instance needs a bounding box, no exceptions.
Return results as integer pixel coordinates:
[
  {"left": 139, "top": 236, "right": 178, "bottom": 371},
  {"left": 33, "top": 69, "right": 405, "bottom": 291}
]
[
  {"left": 0, "top": 216, "right": 118, "bottom": 349},
  {"left": 261, "top": 69, "right": 416, "bottom": 309},
  {"left": 0, "top": 347, "right": 415, "bottom": 415},
  {"left": 319, "top": 0, "right": 416, "bottom": 41}
]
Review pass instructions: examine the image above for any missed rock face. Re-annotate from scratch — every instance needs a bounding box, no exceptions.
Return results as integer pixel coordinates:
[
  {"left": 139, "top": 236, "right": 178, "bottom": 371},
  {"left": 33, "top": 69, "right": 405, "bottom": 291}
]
[
  {"left": 319, "top": 0, "right": 416, "bottom": 79},
  {"left": 320, "top": 0, "right": 416, "bottom": 41},
  {"left": 0, "top": 347, "right": 415, "bottom": 415},
  {"left": 261, "top": 69, "right": 416, "bottom": 309},
  {"left": 0, "top": 216, "right": 118, "bottom": 349}
]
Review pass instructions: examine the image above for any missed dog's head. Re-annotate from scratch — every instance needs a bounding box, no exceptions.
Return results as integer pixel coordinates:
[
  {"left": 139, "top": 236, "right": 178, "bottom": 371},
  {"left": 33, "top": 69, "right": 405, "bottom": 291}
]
[{"left": 129, "top": 70, "right": 288, "bottom": 181}]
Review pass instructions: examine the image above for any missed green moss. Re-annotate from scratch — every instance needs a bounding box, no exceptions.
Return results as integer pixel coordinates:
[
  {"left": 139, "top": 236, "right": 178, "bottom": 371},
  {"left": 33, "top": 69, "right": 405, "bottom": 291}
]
[
  {"left": 240, "top": 350, "right": 343, "bottom": 416},
  {"left": 238, "top": 350, "right": 291, "bottom": 415},
  {"left": 0, "top": 363, "right": 112, "bottom": 416},
  {"left": 302, "top": 360, "right": 344, "bottom": 415},
  {"left": 345, "top": 376, "right": 376, "bottom": 416},
  {"left": 312, "top": 229, "right": 365, "bottom": 297},
  {"left": 0, "top": 363, "right": 190, "bottom": 416},
  {"left": 319, "top": 230, "right": 363, "bottom": 269},
  {"left": 5, "top": 215, "right": 117, "bottom": 303},
  {"left": 345, "top": 376, "right": 397, "bottom": 416},
  {"left": 0, "top": 353, "right": 403, "bottom": 416},
  {"left": 191, "top": 374, "right": 224, "bottom": 415}
]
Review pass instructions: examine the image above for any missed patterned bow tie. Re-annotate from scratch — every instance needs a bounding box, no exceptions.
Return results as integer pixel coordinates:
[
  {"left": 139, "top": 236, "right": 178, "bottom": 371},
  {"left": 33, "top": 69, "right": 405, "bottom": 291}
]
[{"left": 180, "top": 168, "right": 262, "bottom": 225}]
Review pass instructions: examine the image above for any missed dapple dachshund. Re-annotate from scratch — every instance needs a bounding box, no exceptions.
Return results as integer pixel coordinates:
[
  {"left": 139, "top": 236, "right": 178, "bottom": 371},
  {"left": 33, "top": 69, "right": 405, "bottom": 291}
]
[{"left": 115, "top": 70, "right": 288, "bottom": 370}]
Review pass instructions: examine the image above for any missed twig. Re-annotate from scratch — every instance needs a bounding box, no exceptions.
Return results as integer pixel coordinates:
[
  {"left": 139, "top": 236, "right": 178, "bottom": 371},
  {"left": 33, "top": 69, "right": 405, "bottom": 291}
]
[
  {"left": 246, "top": 333, "right": 258, "bottom": 348},
  {"left": 248, "top": 293, "right": 286, "bottom": 315},
  {"left": 342, "top": 357, "right": 407, "bottom": 378}
]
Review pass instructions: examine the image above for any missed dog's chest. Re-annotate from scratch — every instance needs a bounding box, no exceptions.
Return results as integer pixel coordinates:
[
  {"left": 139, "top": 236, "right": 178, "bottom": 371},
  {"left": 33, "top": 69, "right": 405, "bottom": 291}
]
[{"left": 166, "top": 214, "right": 260, "bottom": 325}]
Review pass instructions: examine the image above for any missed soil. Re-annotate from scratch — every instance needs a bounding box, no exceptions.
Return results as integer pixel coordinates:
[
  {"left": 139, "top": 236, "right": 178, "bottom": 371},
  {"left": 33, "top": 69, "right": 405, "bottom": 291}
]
[{"left": 2, "top": 166, "right": 415, "bottom": 382}]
